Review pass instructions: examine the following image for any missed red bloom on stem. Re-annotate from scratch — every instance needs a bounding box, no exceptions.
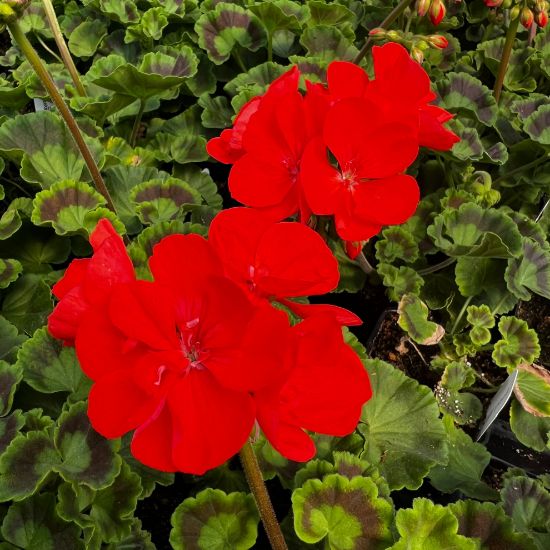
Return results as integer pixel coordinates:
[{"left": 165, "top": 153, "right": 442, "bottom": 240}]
[
  {"left": 254, "top": 315, "right": 372, "bottom": 461},
  {"left": 48, "top": 219, "right": 134, "bottom": 344},
  {"left": 429, "top": 0, "right": 446, "bottom": 25},
  {"left": 208, "top": 207, "right": 361, "bottom": 325}
]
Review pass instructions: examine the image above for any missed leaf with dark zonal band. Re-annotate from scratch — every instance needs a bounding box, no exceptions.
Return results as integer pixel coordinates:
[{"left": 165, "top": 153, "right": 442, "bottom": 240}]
[
  {"left": 0, "top": 411, "right": 25, "bottom": 455},
  {"left": 0, "top": 361, "right": 22, "bottom": 417},
  {"left": 0, "top": 316, "right": 26, "bottom": 363},
  {"left": 524, "top": 104, "right": 550, "bottom": 145},
  {"left": 0, "top": 259, "right": 22, "bottom": 290},
  {"left": 292, "top": 474, "right": 393, "bottom": 549},
  {"left": 170, "top": 489, "right": 259, "bottom": 550},
  {"left": 514, "top": 363, "right": 550, "bottom": 417},
  {"left": 398, "top": 293, "right": 445, "bottom": 345},
  {"left": 492, "top": 317, "right": 540, "bottom": 370},
  {"left": 510, "top": 398, "right": 550, "bottom": 452}
]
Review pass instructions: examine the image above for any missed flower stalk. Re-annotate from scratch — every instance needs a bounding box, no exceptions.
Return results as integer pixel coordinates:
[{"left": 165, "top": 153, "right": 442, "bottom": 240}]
[
  {"left": 239, "top": 441, "right": 288, "bottom": 550},
  {"left": 41, "top": 0, "right": 86, "bottom": 96},
  {"left": 493, "top": 11, "right": 520, "bottom": 103},
  {"left": 7, "top": 19, "right": 116, "bottom": 214}
]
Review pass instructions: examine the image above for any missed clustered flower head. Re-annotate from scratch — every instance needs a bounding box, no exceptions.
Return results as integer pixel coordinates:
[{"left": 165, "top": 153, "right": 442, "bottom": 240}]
[
  {"left": 48, "top": 217, "right": 371, "bottom": 474},
  {"left": 208, "top": 43, "right": 459, "bottom": 251},
  {"left": 485, "top": 0, "right": 549, "bottom": 29}
]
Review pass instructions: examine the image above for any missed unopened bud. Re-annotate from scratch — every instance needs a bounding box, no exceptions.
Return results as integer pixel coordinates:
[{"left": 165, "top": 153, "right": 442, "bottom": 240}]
[
  {"left": 369, "top": 27, "right": 387, "bottom": 41},
  {"left": 484, "top": 0, "right": 504, "bottom": 7},
  {"left": 0, "top": 0, "right": 28, "bottom": 22},
  {"left": 502, "top": 0, "right": 512, "bottom": 7},
  {"left": 427, "top": 34, "right": 449, "bottom": 48},
  {"left": 429, "top": 0, "right": 446, "bottom": 25},
  {"left": 510, "top": 5, "right": 521, "bottom": 20},
  {"left": 535, "top": 9, "right": 549, "bottom": 27},
  {"left": 386, "top": 30, "right": 402, "bottom": 41},
  {"left": 411, "top": 46, "right": 425, "bottom": 63},
  {"left": 417, "top": 0, "right": 432, "bottom": 17},
  {"left": 520, "top": 6, "right": 534, "bottom": 28}
]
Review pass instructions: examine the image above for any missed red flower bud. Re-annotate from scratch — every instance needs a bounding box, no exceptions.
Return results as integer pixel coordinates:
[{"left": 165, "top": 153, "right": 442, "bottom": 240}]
[
  {"left": 417, "top": 0, "right": 432, "bottom": 17},
  {"left": 427, "top": 34, "right": 449, "bottom": 49},
  {"left": 429, "top": 0, "right": 446, "bottom": 25},
  {"left": 411, "top": 45, "right": 425, "bottom": 63},
  {"left": 520, "top": 6, "right": 534, "bottom": 29},
  {"left": 535, "top": 10, "right": 549, "bottom": 27},
  {"left": 345, "top": 241, "right": 364, "bottom": 260},
  {"left": 484, "top": 0, "right": 504, "bottom": 7}
]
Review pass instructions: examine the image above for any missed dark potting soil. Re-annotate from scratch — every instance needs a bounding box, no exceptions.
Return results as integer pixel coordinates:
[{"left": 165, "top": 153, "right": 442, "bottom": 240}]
[{"left": 516, "top": 294, "right": 550, "bottom": 367}]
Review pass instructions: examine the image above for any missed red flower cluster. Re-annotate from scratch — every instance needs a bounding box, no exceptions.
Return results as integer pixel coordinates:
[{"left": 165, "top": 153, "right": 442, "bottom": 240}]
[
  {"left": 207, "top": 43, "right": 459, "bottom": 244},
  {"left": 48, "top": 218, "right": 371, "bottom": 474}
]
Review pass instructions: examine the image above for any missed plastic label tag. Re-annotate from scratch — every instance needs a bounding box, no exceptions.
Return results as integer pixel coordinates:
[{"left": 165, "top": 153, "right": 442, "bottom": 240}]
[
  {"left": 33, "top": 99, "right": 55, "bottom": 112},
  {"left": 476, "top": 368, "right": 518, "bottom": 441}
]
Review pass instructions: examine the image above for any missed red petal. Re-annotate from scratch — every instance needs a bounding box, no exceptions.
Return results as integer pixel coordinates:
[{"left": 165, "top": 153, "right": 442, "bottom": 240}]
[
  {"left": 303, "top": 81, "right": 331, "bottom": 137},
  {"left": 168, "top": 370, "right": 255, "bottom": 474},
  {"left": 52, "top": 259, "right": 90, "bottom": 299},
  {"left": 327, "top": 61, "right": 369, "bottom": 100},
  {"left": 280, "top": 299, "right": 362, "bottom": 326},
  {"left": 419, "top": 105, "right": 460, "bottom": 151},
  {"left": 206, "top": 131, "right": 244, "bottom": 164},
  {"left": 334, "top": 210, "right": 382, "bottom": 242},
  {"left": 131, "top": 401, "right": 177, "bottom": 472},
  {"left": 48, "top": 286, "right": 88, "bottom": 344},
  {"left": 255, "top": 222, "right": 340, "bottom": 297}
]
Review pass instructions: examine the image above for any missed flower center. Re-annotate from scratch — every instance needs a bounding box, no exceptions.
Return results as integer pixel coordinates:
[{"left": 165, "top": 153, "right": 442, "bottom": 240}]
[
  {"left": 339, "top": 170, "right": 358, "bottom": 191},
  {"left": 178, "top": 318, "right": 206, "bottom": 372}
]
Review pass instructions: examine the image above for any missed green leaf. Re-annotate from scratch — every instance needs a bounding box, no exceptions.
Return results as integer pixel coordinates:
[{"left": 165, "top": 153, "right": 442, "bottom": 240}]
[
  {"left": 438, "top": 72, "right": 498, "bottom": 126},
  {"left": 130, "top": 177, "right": 202, "bottom": 225},
  {"left": 0, "top": 431, "right": 58, "bottom": 502},
  {"left": 105, "top": 519, "right": 155, "bottom": 550},
  {"left": 170, "top": 489, "right": 259, "bottom": 550},
  {"left": 31, "top": 180, "right": 108, "bottom": 236},
  {"left": 505, "top": 238, "right": 550, "bottom": 301},
  {"left": 328, "top": 239, "right": 366, "bottom": 293},
  {"left": 523, "top": 104, "right": 550, "bottom": 145},
  {"left": 467, "top": 304, "right": 495, "bottom": 346},
  {"left": 2, "top": 275, "right": 54, "bottom": 334},
  {"left": 0, "top": 317, "right": 26, "bottom": 363},
  {"left": 449, "top": 500, "right": 535, "bottom": 550},
  {"left": 198, "top": 94, "right": 234, "bottom": 129},
  {"left": 224, "top": 61, "right": 286, "bottom": 96},
  {"left": 492, "top": 316, "right": 540, "bottom": 369},
  {"left": 173, "top": 166, "right": 223, "bottom": 209},
  {"left": 300, "top": 25, "right": 357, "bottom": 62},
  {"left": 55, "top": 401, "right": 121, "bottom": 490},
  {"left": 98, "top": 0, "right": 139, "bottom": 24},
  {"left": 250, "top": 2, "right": 302, "bottom": 35},
  {"left": 1, "top": 493, "right": 84, "bottom": 549},
  {"left": 0, "top": 80, "right": 28, "bottom": 110},
  {"left": 429, "top": 416, "right": 498, "bottom": 500},
  {"left": 358, "top": 359, "right": 448, "bottom": 490},
  {"left": 441, "top": 361, "right": 476, "bottom": 391},
  {"left": 125, "top": 7, "right": 169, "bottom": 42},
  {"left": 0, "top": 361, "right": 22, "bottom": 417},
  {"left": 0, "top": 411, "right": 25, "bottom": 455},
  {"left": 510, "top": 398, "right": 550, "bottom": 452},
  {"left": 292, "top": 474, "right": 393, "bottom": 549},
  {"left": 390, "top": 498, "right": 477, "bottom": 550},
  {"left": 378, "top": 264, "right": 424, "bottom": 302},
  {"left": 0, "top": 111, "right": 103, "bottom": 188},
  {"left": 514, "top": 364, "right": 550, "bottom": 417},
  {"left": 0, "top": 259, "right": 22, "bottom": 289},
  {"left": 68, "top": 20, "right": 108, "bottom": 58},
  {"left": 307, "top": 0, "right": 355, "bottom": 36},
  {"left": 375, "top": 226, "right": 419, "bottom": 264},
  {"left": 195, "top": 3, "right": 267, "bottom": 64},
  {"left": 428, "top": 203, "right": 523, "bottom": 258},
  {"left": 397, "top": 294, "right": 445, "bottom": 345}
]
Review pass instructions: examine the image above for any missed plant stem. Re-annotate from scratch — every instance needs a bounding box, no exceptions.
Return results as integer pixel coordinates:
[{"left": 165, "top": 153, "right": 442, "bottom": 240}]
[
  {"left": 130, "top": 100, "right": 145, "bottom": 148},
  {"left": 34, "top": 33, "right": 63, "bottom": 63},
  {"left": 233, "top": 48, "right": 247, "bottom": 73},
  {"left": 41, "top": 0, "right": 87, "bottom": 97},
  {"left": 418, "top": 257, "right": 456, "bottom": 276},
  {"left": 450, "top": 295, "right": 473, "bottom": 335},
  {"left": 493, "top": 13, "right": 519, "bottom": 103},
  {"left": 267, "top": 32, "right": 273, "bottom": 63},
  {"left": 8, "top": 20, "right": 116, "bottom": 214},
  {"left": 354, "top": 0, "right": 415, "bottom": 64},
  {"left": 493, "top": 154, "right": 550, "bottom": 185},
  {"left": 356, "top": 251, "right": 375, "bottom": 274},
  {"left": 239, "top": 441, "right": 288, "bottom": 550}
]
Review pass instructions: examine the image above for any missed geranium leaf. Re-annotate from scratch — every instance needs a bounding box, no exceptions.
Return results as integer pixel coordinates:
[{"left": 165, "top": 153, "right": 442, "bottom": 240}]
[
  {"left": 300, "top": 25, "right": 357, "bottom": 62},
  {"left": 98, "top": 0, "right": 139, "bottom": 24},
  {"left": 429, "top": 416, "right": 498, "bottom": 500},
  {"left": 441, "top": 362, "right": 476, "bottom": 391},
  {"left": 125, "top": 7, "right": 169, "bottom": 43},
  {"left": 0, "top": 431, "right": 59, "bottom": 502},
  {"left": 292, "top": 474, "right": 393, "bottom": 549},
  {"left": 450, "top": 122, "right": 484, "bottom": 161},
  {"left": 173, "top": 166, "right": 223, "bottom": 209},
  {"left": 0, "top": 361, "right": 22, "bottom": 417},
  {"left": 328, "top": 239, "right": 366, "bottom": 293},
  {"left": 70, "top": 91, "right": 135, "bottom": 122},
  {"left": 438, "top": 72, "right": 498, "bottom": 126},
  {"left": 198, "top": 94, "right": 234, "bottom": 129},
  {"left": 307, "top": 0, "right": 355, "bottom": 34},
  {"left": 1, "top": 492, "right": 83, "bottom": 549},
  {"left": 358, "top": 359, "right": 448, "bottom": 490},
  {"left": 467, "top": 305, "right": 495, "bottom": 346},
  {"left": 378, "top": 264, "right": 424, "bottom": 302},
  {"left": 224, "top": 61, "right": 287, "bottom": 96},
  {"left": 0, "top": 80, "right": 28, "bottom": 110},
  {"left": 428, "top": 203, "right": 523, "bottom": 258},
  {"left": 375, "top": 226, "right": 419, "bottom": 264},
  {"left": 397, "top": 293, "right": 445, "bottom": 345},
  {"left": 170, "top": 489, "right": 259, "bottom": 550},
  {"left": 0, "top": 259, "right": 22, "bottom": 290},
  {"left": 505, "top": 238, "right": 550, "bottom": 301},
  {"left": 249, "top": 2, "right": 302, "bottom": 35},
  {"left": 514, "top": 364, "right": 550, "bottom": 417},
  {"left": 168, "top": 134, "right": 209, "bottom": 164},
  {"left": 54, "top": 401, "right": 121, "bottom": 489},
  {"left": 130, "top": 177, "right": 202, "bottom": 225},
  {"left": 17, "top": 327, "right": 91, "bottom": 401},
  {"left": 0, "top": 317, "right": 26, "bottom": 363},
  {"left": 195, "top": 3, "right": 266, "bottom": 64},
  {"left": 0, "top": 207, "right": 22, "bottom": 241},
  {"left": 0, "top": 411, "right": 25, "bottom": 455},
  {"left": 68, "top": 20, "right": 108, "bottom": 58},
  {"left": 390, "top": 498, "right": 477, "bottom": 550},
  {"left": 448, "top": 500, "right": 535, "bottom": 550},
  {"left": 510, "top": 398, "right": 550, "bottom": 452},
  {"left": 492, "top": 316, "right": 540, "bottom": 369}
]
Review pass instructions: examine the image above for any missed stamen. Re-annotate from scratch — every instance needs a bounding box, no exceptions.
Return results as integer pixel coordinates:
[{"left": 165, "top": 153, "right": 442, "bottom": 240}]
[{"left": 154, "top": 365, "right": 167, "bottom": 386}]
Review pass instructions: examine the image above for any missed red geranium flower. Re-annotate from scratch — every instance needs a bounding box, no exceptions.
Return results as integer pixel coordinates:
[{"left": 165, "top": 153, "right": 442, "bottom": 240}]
[
  {"left": 76, "top": 232, "right": 291, "bottom": 474},
  {"left": 48, "top": 219, "right": 134, "bottom": 345},
  {"left": 208, "top": 207, "right": 361, "bottom": 325},
  {"left": 254, "top": 315, "right": 372, "bottom": 461}
]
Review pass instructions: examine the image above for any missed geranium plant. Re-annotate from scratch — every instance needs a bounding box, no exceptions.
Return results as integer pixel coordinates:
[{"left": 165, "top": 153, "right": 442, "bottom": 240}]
[{"left": 0, "top": 0, "right": 549, "bottom": 549}]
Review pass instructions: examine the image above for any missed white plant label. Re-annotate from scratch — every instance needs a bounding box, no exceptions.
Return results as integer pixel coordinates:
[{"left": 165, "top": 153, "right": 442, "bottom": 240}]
[
  {"left": 476, "top": 369, "right": 518, "bottom": 441},
  {"left": 33, "top": 98, "right": 55, "bottom": 112}
]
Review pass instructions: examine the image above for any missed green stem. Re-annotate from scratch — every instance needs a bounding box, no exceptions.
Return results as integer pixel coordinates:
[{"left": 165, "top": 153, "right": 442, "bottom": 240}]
[
  {"left": 41, "top": 0, "right": 87, "bottom": 97},
  {"left": 493, "top": 13, "right": 520, "bottom": 103},
  {"left": 404, "top": 8, "right": 414, "bottom": 33},
  {"left": 354, "top": 0, "right": 415, "bottom": 64},
  {"left": 450, "top": 295, "right": 473, "bottom": 335},
  {"left": 493, "top": 154, "right": 550, "bottom": 186},
  {"left": 418, "top": 257, "right": 456, "bottom": 276},
  {"left": 130, "top": 100, "right": 145, "bottom": 148},
  {"left": 8, "top": 20, "right": 116, "bottom": 214},
  {"left": 233, "top": 48, "right": 247, "bottom": 73},
  {"left": 267, "top": 31, "right": 273, "bottom": 63},
  {"left": 34, "top": 33, "right": 63, "bottom": 63},
  {"left": 239, "top": 441, "right": 288, "bottom": 550},
  {"left": 356, "top": 251, "right": 375, "bottom": 274}
]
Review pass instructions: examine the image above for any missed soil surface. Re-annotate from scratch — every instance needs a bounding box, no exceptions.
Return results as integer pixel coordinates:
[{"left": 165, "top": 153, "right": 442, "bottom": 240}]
[{"left": 516, "top": 294, "right": 550, "bottom": 367}]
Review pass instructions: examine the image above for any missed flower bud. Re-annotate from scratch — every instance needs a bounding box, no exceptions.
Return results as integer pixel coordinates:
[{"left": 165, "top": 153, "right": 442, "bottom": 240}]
[
  {"left": 386, "top": 30, "right": 402, "bottom": 41},
  {"left": 417, "top": 0, "right": 432, "bottom": 17},
  {"left": 520, "top": 6, "right": 534, "bottom": 28},
  {"left": 369, "top": 27, "right": 387, "bottom": 41},
  {"left": 484, "top": 0, "right": 504, "bottom": 7},
  {"left": 0, "top": 0, "right": 28, "bottom": 22},
  {"left": 427, "top": 34, "right": 449, "bottom": 48},
  {"left": 535, "top": 9, "right": 549, "bottom": 27},
  {"left": 502, "top": 0, "right": 512, "bottom": 7},
  {"left": 429, "top": 0, "right": 446, "bottom": 25},
  {"left": 345, "top": 241, "right": 363, "bottom": 260},
  {"left": 411, "top": 45, "right": 425, "bottom": 63},
  {"left": 510, "top": 5, "right": 521, "bottom": 20}
]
